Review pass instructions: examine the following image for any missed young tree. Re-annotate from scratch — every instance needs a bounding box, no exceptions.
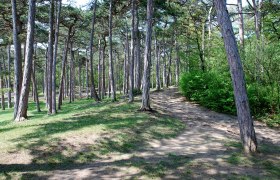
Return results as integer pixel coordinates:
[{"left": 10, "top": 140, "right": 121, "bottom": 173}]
[
  {"left": 141, "top": 0, "right": 154, "bottom": 111},
  {"left": 214, "top": 0, "right": 258, "bottom": 153},
  {"left": 15, "top": 0, "right": 36, "bottom": 121}
]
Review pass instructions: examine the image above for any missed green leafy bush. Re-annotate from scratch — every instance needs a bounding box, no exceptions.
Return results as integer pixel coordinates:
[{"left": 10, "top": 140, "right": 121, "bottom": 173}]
[
  {"left": 179, "top": 71, "right": 235, "bottom": 114},
  {"left": 179, "top": 71, "right": 280, "bottom": 122}
]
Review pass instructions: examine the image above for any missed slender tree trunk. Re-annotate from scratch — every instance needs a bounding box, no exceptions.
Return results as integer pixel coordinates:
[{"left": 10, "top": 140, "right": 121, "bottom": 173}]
[
  {"left": 109, "top": 0, "right": 116, "bottom": 101},
  {"left": 125, "top": 24, "right": 130, "bottom": 95},
  {"left": 141, "top": 0, "right": 153, "bottom": 111},
  {"left": 162, "top": 44, "right": 167, "bottom": 88},
  {"left": 89, "top": 0, "right": 100, "bottom": 101},
  {"left": 69, "top": 42, "right": 75, "bottom": 103},
  {"left": 102, "top": 37, "right": 106, "bottom": 99},
  {"left": 214, "top": 0, "right": 258, "bottom": 153},
  {"left": 135, "top": 4, "right": 141, "bottom": 91},
  {"left": 47, "top": 0, "right": 55, "bottom": 114},
  {"left": 78, "top": 54, "right": 82, "bottom": 98},
  {"left": 129, "top": 0, "right": 136, "bottom": 102},
  {"left": 86, "top": 49, "right": 89, "bottom": 99},
  {"left": 15, "top": 0, "right": 36, "bottom": 121},
  {"left": 31, "top": 64, "right": 41, "bottom": 112},
  {"left": 0, "top": 62, "right": 5, "bottom": 110},
  {"left": 237, "top": 0, "right": 245, "bottom": 48},
  {"left": 7, "top": 45, "right": 12, "bottom": 108},
  {"left": 155, "top": 33, "right": 160, "bottom": 91},
  {"left": 98, "top": 39, "right": 102, "bottom": 98},
  {"left": 44, "top": 48, "right": 48, "bottom": 102},
  {"left": 11, "top": 0, "right": 23, "bottom": 119},
  {"left": 58, "top": 27, "right": 71, "bottom": 109},
  {"left": 175, "top": 34, "right": 180, "bottom": 86},
  {"left": 51, "top": 0, "right": 62, "bottom": 114}
]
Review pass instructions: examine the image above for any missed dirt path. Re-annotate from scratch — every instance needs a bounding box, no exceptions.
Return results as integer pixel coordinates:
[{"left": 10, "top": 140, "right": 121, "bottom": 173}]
[{"left": 36, "top": 88, "right": 280, "bottom": 179}]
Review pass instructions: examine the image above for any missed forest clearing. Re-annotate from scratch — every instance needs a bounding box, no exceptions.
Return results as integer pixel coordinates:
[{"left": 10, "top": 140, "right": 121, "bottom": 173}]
[
  {"left": 0, "top": 88, "right": 279, "bottom": 179},
  {"left": 0, "top": 0, "right": 280, "bottom": 179}
]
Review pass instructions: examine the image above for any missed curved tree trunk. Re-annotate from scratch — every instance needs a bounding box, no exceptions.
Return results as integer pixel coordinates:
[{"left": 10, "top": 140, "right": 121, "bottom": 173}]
[
  {"left": 141, "top": 0, "right": 154, "bottom": 111},
  {"left": 214, "top": 0, "right": 257, "bottom": 153},
  {"left": 15, "top": 0, "right": 36, "bottom": 121}
]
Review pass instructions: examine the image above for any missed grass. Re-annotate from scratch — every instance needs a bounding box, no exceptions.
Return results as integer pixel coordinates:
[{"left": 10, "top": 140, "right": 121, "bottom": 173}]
[
  {"left": 0, "top": 97, "right": 186, "bottom": 179},
  {"left": 224, "top": 140, "right": 280, "bottom": 179}
]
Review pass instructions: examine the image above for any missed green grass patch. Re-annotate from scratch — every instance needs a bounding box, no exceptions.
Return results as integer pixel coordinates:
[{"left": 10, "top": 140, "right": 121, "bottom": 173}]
[{"left": 0, "top": 98, "right": 186, "bottom": 179}]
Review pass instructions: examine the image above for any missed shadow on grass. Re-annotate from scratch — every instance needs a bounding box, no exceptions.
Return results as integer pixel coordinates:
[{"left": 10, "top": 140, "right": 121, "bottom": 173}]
[{"left": 1, "top": 98, "right": 280, "bottom": 179}]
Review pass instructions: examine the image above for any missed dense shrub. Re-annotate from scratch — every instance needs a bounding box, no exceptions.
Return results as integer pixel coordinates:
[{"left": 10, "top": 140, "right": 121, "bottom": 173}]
[
  {"left": 179, "top": 71, "right": 280, "bottom": 119},
  {"left": 179, "top": 71, "right": 235, "bottom": 114}
]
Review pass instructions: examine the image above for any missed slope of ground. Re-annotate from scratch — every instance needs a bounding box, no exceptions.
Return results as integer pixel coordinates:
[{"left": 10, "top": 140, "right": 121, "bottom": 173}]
[{"left": 0, "top": 88, "right": 279, "bottom": 179}]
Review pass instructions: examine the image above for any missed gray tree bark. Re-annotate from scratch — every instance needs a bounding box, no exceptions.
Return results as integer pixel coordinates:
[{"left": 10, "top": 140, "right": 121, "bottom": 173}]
[
  {"left": 15, "top": 0, "right": 36, "bottom": 121},
  {"left": 47, "top": 0, "right": 55, "bottom": 114},
  {"left": 7, "top": 45, "right": 12, "bottom": 108},
  {"left": 129, "top": 0, "right": 136, "bottom": 102},
  {"left": 134, "top": 4, "right": 141, "bottom": 91},
  {"left": 58, "top": 27, "right": 71, "bottom": 109},
  {"left": 52, "top": 0, "right": 62, "bottom": 114},
  {"left": 11, "top": 0, "right": 23, "bottom": 119},
  {"left": 141, "top": 0, "right": 154, "bottom": 111},
  {"left": 89, "top": 0, "right": 100, "bottom": 101},
  {"left": 98, "top": 39, "right": 102, "bottom": 98},
  {"left": 155, "top": 32, "right": 160, "bottom": 91},
  {"left": 0, "top": 62, "right": 4, "bottom": 110},
  {"left": 108, "top": 0, "right": 116, "bottom": 101},
  {"left": 214, "top": 0, "right": 258, "bottom": 153}
]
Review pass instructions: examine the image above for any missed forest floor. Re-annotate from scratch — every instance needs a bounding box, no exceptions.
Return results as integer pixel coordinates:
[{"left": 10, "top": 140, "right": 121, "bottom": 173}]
[{"left": 0, "top": 87, "right": 280, "bottom": 179}]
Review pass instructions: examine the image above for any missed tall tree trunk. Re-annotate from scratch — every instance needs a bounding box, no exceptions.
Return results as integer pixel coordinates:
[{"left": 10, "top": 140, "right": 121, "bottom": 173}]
[
  {"left": 125, "top": 24, "right": 130, "bottom": 95},
  {"left": 69, "top": 42, "right": 75, "bottom": 103},
  {"left": 44, "top": 48, "right": 48, "bottom": 102},
  {"left": 58, "top": 27, "right": 71, "bottom": 109},
  {"left": 155, "top": 32, "right": 160, "bottom": 91},
  {"left": 175, "top": 34, "right": 180, "bottom": 86},
  {"left": 129, "top": 0, "right": 136, "bottom": 102},
  {"left": 135, "top": 4, "right": 141, "bottom": 91},
  {"left": 11, "top": 0, "right": 23, "bottom": 119},
  {"left": 102, "top": 36, "right": 107, "bottom": 99},
  {"left": 0, "top": 62, "right": 5, "bottom": 110},
  {"left": 78, "top": 53, "right": 82, "bottom": 98},
  {"left": 109, "top": 0, "right": 116, "bottom": 101},
  {"left": 141, "top": 0, "right": 153, "bottom": 111},
  {"left": 162, "top": 44, "right": 167, "bottom": 88},
  {"left": 89, "top": 0, "right": 100, "bottom": 101},
  {"left": 98, "top": 39, "right": 102, "bottom": 98},
  {"left": 85, "top": 49, "right": 89, "bottom": 98},
  {"left": 52, "top": 0, "right": 62, "bottom": 114},
  {"left": 47, "top": 0, "right": 55, "bottom": 114},
  {"left": 214, "top": 0, "right": 258, "bottom": 153},
  {"left": 15, "top": 0, "right": 36, "bottom": 121},
  {"left": 7, "top": 45, "right": 12, "bottom": 108}
]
